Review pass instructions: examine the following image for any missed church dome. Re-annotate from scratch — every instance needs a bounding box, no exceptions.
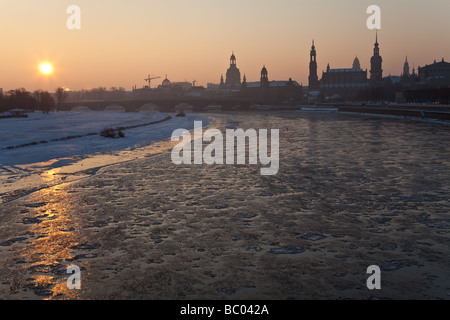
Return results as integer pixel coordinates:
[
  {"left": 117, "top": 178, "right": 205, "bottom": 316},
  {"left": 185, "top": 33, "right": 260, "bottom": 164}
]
[
  {"left": 161, "top": 76, "right": 172, "bottom": 87},
  {"left": 353, "top": 56, "right": 361, "bottom": 70}
]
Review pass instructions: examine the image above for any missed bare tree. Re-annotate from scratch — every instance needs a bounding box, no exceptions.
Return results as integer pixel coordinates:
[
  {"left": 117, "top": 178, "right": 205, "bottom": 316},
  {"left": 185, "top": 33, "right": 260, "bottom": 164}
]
[
  {"left": 55, "top": 87, "right": 68, "bottom": 112},
  {"left": 6, "top": 88, "right": 37, "bottom": 110},
  {"left": 34, "top": 90, "right": 55, "bottom": 114}
]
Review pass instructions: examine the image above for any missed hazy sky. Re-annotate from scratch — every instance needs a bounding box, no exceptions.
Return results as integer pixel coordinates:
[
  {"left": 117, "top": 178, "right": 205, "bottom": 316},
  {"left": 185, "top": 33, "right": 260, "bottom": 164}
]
[{"left": 0, "top": 0, "right": 448, "bottom": 91}]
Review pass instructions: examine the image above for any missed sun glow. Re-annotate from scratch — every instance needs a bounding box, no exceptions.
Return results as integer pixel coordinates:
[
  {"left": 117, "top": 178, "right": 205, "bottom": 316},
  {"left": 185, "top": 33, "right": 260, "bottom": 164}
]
[{"left": 39, "top": 63, "right": 53, "bottom": 75}]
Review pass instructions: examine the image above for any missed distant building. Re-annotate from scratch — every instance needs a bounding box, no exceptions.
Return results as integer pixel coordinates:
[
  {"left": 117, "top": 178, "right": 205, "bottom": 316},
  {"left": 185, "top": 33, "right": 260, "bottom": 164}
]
[
  {"left": 370, "top": 31, "right": 383, "bottom": 86},
  {"left": 308, "top": 40, "right": 319, "bottom": 89},
  {"left": 402, "top": 56, "right": 410, "bottom": 78},
  {"left": 260, "top": 66, "right": 269, "bottom": 87},
  {"left": 384, "top": 75, "right": 402, "bottom": 86},
  {"left": 242, "top": 74, "right": 247, "bottom": 88},
  {"left": 225, "top": 52, "right": 241, "bottom": 89},
  {"left": 158, "top": 75, "right": 172, "bottom": 89},
  {"left": 172, "top": 82, "right": 193, "bottom": 91},
  {"left": 321, "top": 65, "right": 369, "bottom": 88},
  {"left": 400, "top": 57, "right": 420, "bottom": 89},
  {"left": 0, "top": 88, "right": 3, "bottom": 96},
  {"left": 241, "top": 66, "right": 303, "bottom": 101},
  {"left": 353, "top": 56, "right": 361, "bottom": 70},
  {"left": 418, "top": 58, "right": 450, "bottom": 88},
  {"left": 207, "top": 83, "right": 220, "bottom": 90},
  {"left": 320, "top": 62, "right": 369, "bottom": 100}
]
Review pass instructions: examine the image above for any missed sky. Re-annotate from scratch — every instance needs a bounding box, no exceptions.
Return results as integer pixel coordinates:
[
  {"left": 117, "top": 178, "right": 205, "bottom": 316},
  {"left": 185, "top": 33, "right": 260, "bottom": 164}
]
[{"left": 0, "top": 0, "right": 449, "bottom": 92}]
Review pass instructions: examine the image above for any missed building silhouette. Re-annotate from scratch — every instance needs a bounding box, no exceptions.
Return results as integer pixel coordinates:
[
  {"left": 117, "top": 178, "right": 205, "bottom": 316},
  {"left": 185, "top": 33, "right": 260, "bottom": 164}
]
[
  {"left": 225, "top": 52, "right": 241, "bottom": 89},
  {"left": 260, "top": 66, "right": 269, "bottom": 87},
  {"left": 241, "top": 65, "right": 303, "bottom": 102},
  {"left": 402, "top": 56, "right": 410, "bottom": 78},
  {"left": 353, "top": 56, "right": 361, "bottom": 70},
  {"left": 159, "top": 75, "right": 172, "bottom": 89},
  {"left": 304, "top": 31, "right": 448, "bottom": 103},
  {"left": 370, "top": 31, "right": 383, "bottom": 86},
  {"left": 242, "top": 74, "right": 247, "bottom": 88},
  {"left": 308, "top": 40, "right": 319, "bottom": 89},
  {"left": 320, "top": 60, "right": 369, "bottom": 100},
  {"left": 418, "top": 58, "right": 450, "bottom": 88}
]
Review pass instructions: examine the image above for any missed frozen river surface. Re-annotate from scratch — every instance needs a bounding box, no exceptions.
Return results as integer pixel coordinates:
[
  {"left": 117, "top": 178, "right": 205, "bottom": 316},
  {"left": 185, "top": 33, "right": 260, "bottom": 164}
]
[{"left": 0, "top": 111, "right": 449, "bottom": 300}]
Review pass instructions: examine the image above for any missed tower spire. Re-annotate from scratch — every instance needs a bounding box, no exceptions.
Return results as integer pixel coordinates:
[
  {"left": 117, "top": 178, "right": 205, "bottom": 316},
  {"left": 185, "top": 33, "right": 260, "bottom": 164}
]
[
  {"left": 370, "top": 29, "right": 383, "bottom": 85},
  {"left": 260, "top": 65, "right": 269, "bottom": 87},
  {"left": 309, "top": 40, "right": 319, "bottom": 89}
]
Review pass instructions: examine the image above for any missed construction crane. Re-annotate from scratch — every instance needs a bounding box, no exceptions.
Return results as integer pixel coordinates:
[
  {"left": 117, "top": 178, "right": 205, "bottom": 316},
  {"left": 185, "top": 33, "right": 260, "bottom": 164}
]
[{"left": 144, "top": 74, "right": 161, "bottom": 88}]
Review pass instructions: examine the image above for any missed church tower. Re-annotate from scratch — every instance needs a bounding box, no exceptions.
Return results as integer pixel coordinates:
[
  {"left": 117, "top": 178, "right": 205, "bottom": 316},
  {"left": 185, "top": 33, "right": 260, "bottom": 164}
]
[
  {"left": 308, "top": 40, "right": 319, "bottom": 89},
  {"left": 260, "top": 66, "right": 269, "bottom": 87},
  {"left": 403, "top": 56, "right": 410, "bottom": 78},
  {"left": 370, "top": 31, "right": 383, "bottom": 85}
]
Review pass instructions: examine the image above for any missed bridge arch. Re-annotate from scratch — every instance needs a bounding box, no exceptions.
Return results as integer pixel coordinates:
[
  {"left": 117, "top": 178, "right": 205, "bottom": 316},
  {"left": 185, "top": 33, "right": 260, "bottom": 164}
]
[
  {"left": 139, "top": 103, "right": 159, "bottom": 113},
  {"left": 105, "top": 105, "right": 126, "bottom": 112},
  {"left": 205, "top": 104, "right": 223, "bottom": 112},
  {"left": 71, "top": 106, "right": 91, "bottom": 112}
]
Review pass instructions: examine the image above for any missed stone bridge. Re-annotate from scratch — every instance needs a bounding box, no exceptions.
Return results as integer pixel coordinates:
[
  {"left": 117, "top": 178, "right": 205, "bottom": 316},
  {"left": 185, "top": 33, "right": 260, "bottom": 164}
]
[{"left": 62, "top": 98, "right": 258, "bottom": 113}]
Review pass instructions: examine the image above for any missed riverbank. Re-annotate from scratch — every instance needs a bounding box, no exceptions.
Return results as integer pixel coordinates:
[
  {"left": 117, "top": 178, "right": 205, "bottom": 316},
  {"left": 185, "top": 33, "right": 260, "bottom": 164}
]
[{"left": 302, "top": 103, "right": 450, "bottom": 121}]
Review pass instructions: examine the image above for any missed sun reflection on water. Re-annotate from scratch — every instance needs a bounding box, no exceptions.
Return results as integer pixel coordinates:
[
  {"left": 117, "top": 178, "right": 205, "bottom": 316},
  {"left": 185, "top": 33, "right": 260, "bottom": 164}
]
[{"left": 20, "top": 185, "right": 83, "bottom": 299}]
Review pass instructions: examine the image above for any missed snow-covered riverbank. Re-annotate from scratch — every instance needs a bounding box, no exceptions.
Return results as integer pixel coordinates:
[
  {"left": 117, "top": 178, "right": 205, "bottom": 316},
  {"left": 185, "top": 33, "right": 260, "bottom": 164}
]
[
  {"left": 0, "top": 111, "right": 214, "bottom": 203},
  {"left": 0, "top": 111, "right": 211, "bottom": 167}
]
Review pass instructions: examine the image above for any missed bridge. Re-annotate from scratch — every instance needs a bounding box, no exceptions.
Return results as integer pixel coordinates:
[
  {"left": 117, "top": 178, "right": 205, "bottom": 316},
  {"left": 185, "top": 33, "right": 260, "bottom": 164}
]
[{"left": 62, "top": 98, "right": 262, "bottom": 113}]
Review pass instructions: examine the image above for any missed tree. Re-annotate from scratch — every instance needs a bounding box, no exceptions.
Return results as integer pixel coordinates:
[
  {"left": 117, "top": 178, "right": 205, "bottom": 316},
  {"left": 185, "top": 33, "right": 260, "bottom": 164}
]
[
  {"left": 0, "top": 91, "right": 5, "bottom": 113},
  {"left": 55, "top": 87, "right": 68, "bottom": 111},
  {"left": 34, "top": 90, "right": 55, "bottom": 114},
  {"left": 110, "top": 87, "right": 127, "bottom": 100},
  {"left": 5, "top": 88, "right": 37, "bottom": 110}
]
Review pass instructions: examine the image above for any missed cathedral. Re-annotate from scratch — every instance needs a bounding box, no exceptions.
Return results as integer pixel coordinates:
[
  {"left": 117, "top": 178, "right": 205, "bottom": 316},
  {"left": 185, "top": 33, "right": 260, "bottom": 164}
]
[{"left": 224, "top": 52, "right": 241, "bottom": 89}]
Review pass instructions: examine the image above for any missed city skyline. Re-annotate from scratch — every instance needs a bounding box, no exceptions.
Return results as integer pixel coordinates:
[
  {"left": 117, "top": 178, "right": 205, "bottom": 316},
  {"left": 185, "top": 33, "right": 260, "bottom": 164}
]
[{"left": 0, "top": 0, "right": 449, "bottom": 91}]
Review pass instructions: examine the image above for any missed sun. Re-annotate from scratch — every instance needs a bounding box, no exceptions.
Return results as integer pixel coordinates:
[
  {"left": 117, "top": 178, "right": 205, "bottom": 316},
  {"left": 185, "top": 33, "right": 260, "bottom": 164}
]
[{"left": 39, "top": 63, "right": 53, "bottom": 75}]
